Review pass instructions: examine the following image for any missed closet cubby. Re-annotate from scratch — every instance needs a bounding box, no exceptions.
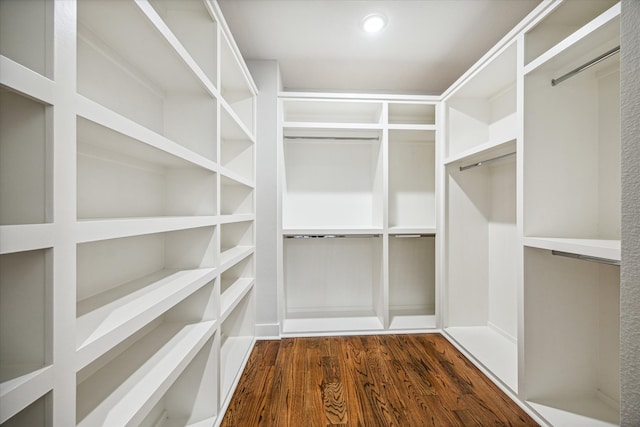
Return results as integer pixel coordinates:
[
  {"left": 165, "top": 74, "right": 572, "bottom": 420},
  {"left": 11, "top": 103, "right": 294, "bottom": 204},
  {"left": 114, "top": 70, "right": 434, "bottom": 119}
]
[
  {"left": 282, "top": 99, "right": 383, "bottom": 125},
  {"left": 283, "top": 236, "right": 384, "bottom": 333},
  {"left": 220, "top": 38, "right": 254, "bottom": 133},
  {"left": 76, "top": 228, "right": 216, "bottom": 367},
  {"left": 524, "top": 247, "right": 620, "bottom": 426},
  {"left": 388, "top": 129, "right": 436, "bottom": 231},
  {"left": 76, "top": 315, "right": 216, "bottom": 427},
  {"left": 444, "top": 151, "right": 518, "bottom": 392},
  {"left": 1, "top": 392, "right": 51, "bottom": 427},
  {"left": 220, "top": 221, "right": 254, "bottom": 270},
  {"left": 139, "top": 336, "right": 218, "bottom": 427},
  {"left": 523, "top": 9, "right": 620, "bottom": 250},
  {"left": 77, "top": 118, "right": 217, "bottom": 220},
  {"left": 388, "top": 102, "right": 436, "bottom": 126},
  {"left": 524, "top": 0, "right": 619, "bottom": 66},
  {"left": 148, "top": 0, "right": 219, "bottom": 89},
  {"left": 282, "top": 128, "right": 383, "bottom": 230},
  {"left": 77, "top": 0, "right": 218, "bottom": 162},
  {"left": 220, "top": 291, "right": 255, "bottom": 405},
  {"left": 220, "top": 176, "right": 254, "bottom": 216},
  {"left": 0, "top": 0, "right": 52, "bottom": 78},
  {"left": 445, "top": 42, "right": 517, "bottom": 160},
  {"left": 221, "top": 107, "right": 255, "bottom": 182},
  {"left": 388, "top": 235, "right": 436, "bottom": 329},
  {"left": 221, "top": 255, "right": 254, "bottom": 320},
  {"left": 0, "top": 249, "right": 50, "bottom": 384},
  {"left": 0, "top": 87, "right": 49, "bottom": 226}
]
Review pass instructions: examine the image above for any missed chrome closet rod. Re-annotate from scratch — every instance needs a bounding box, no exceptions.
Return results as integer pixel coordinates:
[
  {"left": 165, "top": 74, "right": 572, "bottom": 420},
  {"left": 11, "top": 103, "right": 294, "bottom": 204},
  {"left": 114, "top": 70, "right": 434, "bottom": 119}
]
[
  {"left": 285, "top": 234, "right": 380, "bottom": 239},
  {"left": 284, "top": 136, "right": 380, "bottom": 141},
  {"left": 551, "top": 46, "right": 620, "bottom": 86},
  {"left": 459, "top": 152, "right": 516, "bottom": 172},
  {"left": 551, "top": 250, "right": 620, "bottom": 266}
]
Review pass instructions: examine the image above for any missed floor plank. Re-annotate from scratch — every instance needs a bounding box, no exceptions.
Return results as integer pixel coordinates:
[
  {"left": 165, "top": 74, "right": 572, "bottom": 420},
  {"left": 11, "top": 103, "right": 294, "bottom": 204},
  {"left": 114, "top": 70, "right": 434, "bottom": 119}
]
[{"left": 221, "top": 334, "right": 538, "bottom": 427}]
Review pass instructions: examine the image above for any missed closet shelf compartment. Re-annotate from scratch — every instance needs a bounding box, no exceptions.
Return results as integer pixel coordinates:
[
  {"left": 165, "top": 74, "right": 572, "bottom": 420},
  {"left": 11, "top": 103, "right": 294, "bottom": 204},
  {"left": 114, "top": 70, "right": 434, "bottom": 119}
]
[
  {"left": 76, "top": 268, "right": 216, "bottom": 370},
  {"left": 219, "top": 33, "right": 256, "bottom": 134},
  {"left": 522, "top": 237, "right": 620, "bottom": 262},
  {"left": 283, "top": 227, "right": 384, "bottom": 237},
  {"left": 388, "top": 227, "right": 436, "bottom": 235},
  {"left": 0, "top": 224, "right": 54, "bottom": 255},
  {"left": 524, "top": 3, "right": 620, "bottom": 75},
  {"left": 220, "top": 278, "right": 255, "bottom": 322},
  {"left": 219, "top": 214, "right": 255, "bottom": 225},
  {"left": 282, "top": 316, "right": 384, "bottom": 335},
  {"left": 282, "top": 99, "right": 383, "bottom": 125},
  {"left": 388, "top": 102, "right": 436, "bottom": 126},
  {"left": 219, "top": 166, "right": 254, "bottom": 189},
  {"left": 220, "top": 97, "right": 255, "bottom": 141},
  {"left": 0, "top": 87, "right": 50, "bottom": 226},
  {"left": 0, "top": 56, "right": 54, "bottom": 105},
  {"left": 444, "top": 135, "right": 516, "bottom": 167},
  {"left": 77, "top": 0, "right": 218, "bottom": 162},
  {"left": 0, "top": 0, "right": 52, "bottom": 78},
  {"left": 76, "top": 321, "right": 216, "bottom": 427},
  {"left": 77, "top": 96, "right": 218, "bottom": 173},
  {"left": 220, "top": 291, "right": 255, "bottom": 406},
  {"left": 0, "top": 365, "right": 53, "bottom": 425},
  {"left": 76, "top": 216, "right": 216, "bottom": 244},
  {"left": 219, "top": 246, "right": 255, "bottom": 274}
]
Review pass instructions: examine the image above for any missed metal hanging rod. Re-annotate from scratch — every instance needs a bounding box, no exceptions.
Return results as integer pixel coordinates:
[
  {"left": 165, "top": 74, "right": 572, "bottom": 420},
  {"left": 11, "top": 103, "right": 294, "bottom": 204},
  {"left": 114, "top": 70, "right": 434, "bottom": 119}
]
[
  {"left": 284, "top": 136, "right": 379, "bottom": 141},
  {"left": 551, "top": 45, "right": 620, "bottom": 87},
  {"left": 285, "top": 234, "right": 380, "bottom": 239},
  {"left": 551, "top": 250, "right": 620, "bottom": 266},
  {"left": 459, "top": 152, "right": 516, "bottom": 172}
]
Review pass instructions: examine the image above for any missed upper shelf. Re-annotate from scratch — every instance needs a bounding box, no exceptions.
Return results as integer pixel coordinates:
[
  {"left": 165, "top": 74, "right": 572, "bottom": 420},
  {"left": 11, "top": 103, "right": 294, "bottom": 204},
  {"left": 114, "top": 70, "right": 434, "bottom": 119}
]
[{"left": 282, "top": 99, "right": 383, "bottom": 125}]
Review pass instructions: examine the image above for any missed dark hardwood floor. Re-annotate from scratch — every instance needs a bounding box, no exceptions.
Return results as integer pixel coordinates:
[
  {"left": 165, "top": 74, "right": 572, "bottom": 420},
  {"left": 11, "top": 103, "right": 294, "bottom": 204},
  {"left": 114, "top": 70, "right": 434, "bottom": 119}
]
[{"left": 221, "top": 333, "right": 538, "bottom": 426}]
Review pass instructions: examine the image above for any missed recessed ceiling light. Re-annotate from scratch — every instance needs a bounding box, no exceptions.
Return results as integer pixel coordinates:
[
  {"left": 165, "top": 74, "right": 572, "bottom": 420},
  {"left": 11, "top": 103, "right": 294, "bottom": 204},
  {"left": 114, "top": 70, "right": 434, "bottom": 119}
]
[{"left": 361, "top": 13, "right": 387, "bottom": 33}]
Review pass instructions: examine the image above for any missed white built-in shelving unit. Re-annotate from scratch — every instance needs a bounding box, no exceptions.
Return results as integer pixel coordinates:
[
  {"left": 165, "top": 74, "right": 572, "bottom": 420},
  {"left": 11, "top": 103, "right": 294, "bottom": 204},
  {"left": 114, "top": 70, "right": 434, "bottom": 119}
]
[
  {"left": 278, "top": 96, "right": 438, "bottom": 335},
  {"left": 441, "top": 0, "right": 621, "bottom": 425},
  {"left": 0, "top": 1, "right": 256, "bottom": 426}
]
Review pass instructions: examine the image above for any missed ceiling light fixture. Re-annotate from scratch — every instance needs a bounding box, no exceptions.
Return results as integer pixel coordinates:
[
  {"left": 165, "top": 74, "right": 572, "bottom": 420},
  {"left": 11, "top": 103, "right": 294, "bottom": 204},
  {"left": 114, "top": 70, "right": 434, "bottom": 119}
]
[{"left": 361, "top": 13, "right": 387, "bottom": 33}]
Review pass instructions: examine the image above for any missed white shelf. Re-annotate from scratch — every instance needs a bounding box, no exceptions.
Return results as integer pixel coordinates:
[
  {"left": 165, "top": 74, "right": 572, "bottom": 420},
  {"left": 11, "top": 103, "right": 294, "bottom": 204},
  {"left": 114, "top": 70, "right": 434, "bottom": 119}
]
[
  {"left": 76, "top": 268, "right": 216, "bottom": 370},
  {"left": 528, "top": 398, "right": 619, "bottom": 427},
  {"left": 283, "top": 227, "right": 383, "bottom": 236},
  {"left": 77, "top": 0, "right": 218, "bottom": 161},
  {"left": 445, "top": 326, "right": 518, "bottom": 392},
  {"left": 221, "top": 278, "right": 255, "bottom": 322},
  {"left": 219, "top": 246, "right": 255, "bottom": 273},
  {"left": 76, "top": 96, "right": 218, "bottom": 173},
  {"left": 388, "top": 227, "right": 436, "bottom": 235},
  {"left": 444, "top": 136, "right": 516, "bottom": 166},
  {"left": 219, "top": 33, "right": 255, "bottom": 133},
  {"left": 219, "top": 166, "right": 254, "bottom": 189},
  {"left": 388, "top": 314, "right": 436, "bottom": 331},
  {"left": 0, "top": 224, "right": 54, "bottom": 255},
  {"left": 388, "top": 102, "right": 436, "bottom": 126},
  {"left": 0, "top": 366, "right": 52, "bottom": 424},
  {"left": 524, "top": 3, "right": 620, "bottom": 75},
  {"left": 77, "top": 321, "right": 215, "bottom": 427},
  {"left": 76, "top": 216, "right": 216, "bottom": 244},
  {"left": 219, "top": 214, "right": 255, "bottom": 225},
  {"left": 522, "top": 237, "right": 620, "bottom": 262},
  {"left": 0, "top": 55, "right": 54, "bottom": 105},
  {"left": 220, "top": 175, "right": 254, "bottom": 217}
]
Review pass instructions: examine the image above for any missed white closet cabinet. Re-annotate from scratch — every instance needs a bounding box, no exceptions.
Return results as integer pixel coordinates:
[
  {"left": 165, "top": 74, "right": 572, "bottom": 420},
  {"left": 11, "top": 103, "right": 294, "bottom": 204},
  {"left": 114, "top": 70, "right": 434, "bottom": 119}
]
[
  {"left": 442, "top": 1, "right": 621, "bottom": 425},
  {"left": 279, "top": 96, "right": 438, "bottom": 335},
  {"left": 0, "top": 1, "right": 256, "bottom": 426}
]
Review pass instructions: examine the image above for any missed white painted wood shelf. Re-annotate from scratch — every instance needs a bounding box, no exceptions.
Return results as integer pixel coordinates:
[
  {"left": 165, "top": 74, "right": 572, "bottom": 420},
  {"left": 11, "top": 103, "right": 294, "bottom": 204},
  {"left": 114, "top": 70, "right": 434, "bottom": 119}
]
[{"left": 0, "top": 1, "right": 256, "bottom": 425}]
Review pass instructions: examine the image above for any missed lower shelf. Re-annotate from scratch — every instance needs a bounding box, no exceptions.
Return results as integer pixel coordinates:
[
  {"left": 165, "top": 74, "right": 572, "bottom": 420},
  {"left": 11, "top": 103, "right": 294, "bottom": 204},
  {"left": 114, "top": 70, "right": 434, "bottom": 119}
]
[
  {"left": 282, "top": 314, "right": 384, "bottom": 335},
  {"left": 444, "top": 326, "right": 518, "bottom": 392},
  {"left": 528, "top": 398, "right": 619, "bottom": 427},
  {"left": 220, "top": 336, "right": 254, "bottom": 405},
  {"left": 76, "top": 321, "right": 215, "bottom": 427},
  {"left": 389, "top": 312, "right": 436, "bottom": 330}
]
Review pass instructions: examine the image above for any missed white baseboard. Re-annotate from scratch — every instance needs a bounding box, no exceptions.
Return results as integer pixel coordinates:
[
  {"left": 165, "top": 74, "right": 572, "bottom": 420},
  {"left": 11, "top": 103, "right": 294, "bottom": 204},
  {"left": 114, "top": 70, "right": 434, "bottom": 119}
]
[{"left": 255, "top": 323, "right": 280, "bottom": 339}]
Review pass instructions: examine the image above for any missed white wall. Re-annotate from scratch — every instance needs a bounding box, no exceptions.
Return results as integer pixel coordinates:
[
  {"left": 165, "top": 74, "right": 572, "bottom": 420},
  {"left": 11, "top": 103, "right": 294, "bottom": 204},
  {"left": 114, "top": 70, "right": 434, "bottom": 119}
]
[
  {"left": 621, "top": 1, "right": 640, "bottom": 424},
  {"left": 247, "top": 60, "right": 281, "bottom": 338}
]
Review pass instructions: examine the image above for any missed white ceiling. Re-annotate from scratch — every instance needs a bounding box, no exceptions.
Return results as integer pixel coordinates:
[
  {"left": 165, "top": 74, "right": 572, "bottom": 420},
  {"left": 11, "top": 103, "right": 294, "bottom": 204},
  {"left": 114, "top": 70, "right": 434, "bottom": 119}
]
[{"left": 218, "top": 0, "right": 542, "bottom": 95}]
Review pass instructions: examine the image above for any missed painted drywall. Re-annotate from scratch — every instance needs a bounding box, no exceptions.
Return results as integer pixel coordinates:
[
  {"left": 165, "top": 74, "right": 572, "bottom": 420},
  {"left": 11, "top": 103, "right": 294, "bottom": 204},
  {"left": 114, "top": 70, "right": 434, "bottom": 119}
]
[
  {"left": 621, "top": 1, "right": 640, "bottom": 424},
  {"left": 247, "top": 60, "right": 281, "bottom": 337}
]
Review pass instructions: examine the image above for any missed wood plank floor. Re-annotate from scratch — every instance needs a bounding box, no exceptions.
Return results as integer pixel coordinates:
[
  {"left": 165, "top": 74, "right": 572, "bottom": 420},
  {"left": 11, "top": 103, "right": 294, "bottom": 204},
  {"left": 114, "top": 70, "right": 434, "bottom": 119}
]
[{"left": 221, "top": 334, "right": 538, "bottom": 426}]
